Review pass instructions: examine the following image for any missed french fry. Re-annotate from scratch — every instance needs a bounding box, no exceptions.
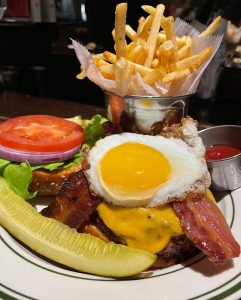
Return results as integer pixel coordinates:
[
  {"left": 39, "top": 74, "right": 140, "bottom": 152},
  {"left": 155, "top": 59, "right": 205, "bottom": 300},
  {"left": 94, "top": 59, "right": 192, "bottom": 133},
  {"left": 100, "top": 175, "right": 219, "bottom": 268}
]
[
  {"left": 199, "top": 16, "right": 221, "bottom": 38},
  {"left": 179, "top": 35, "right": 192, "bottom": 47},
  {"left": 126, "top": 41, "right": 137, "bottom": 54},
  {"left": 135, "top": 47, "right": 148, "bottom": 65},
  {"left": 126, "top": 63, "right": 136, "bottom": 76},
  {"left": 161, "top": 16, "right": 178, "bottom": 72},
  {"left": 144, "top": 4, "right": 165, "bottom": 67},
  {"left": 125, "top": 25, "right": 136, "bottom": 41},
  {"left": 98, "top": 64, "right": 115, "bottom": 80},
  {"left": 115, "top": 57, "right": 129, "bottom": 94},
  {"left": 132, "top": 63, "right": 153, "bottom": 76},
  {"left": 136, "top": 16, "right": 145, "bottom": 38},
  {"left": 93, "top": 57, "right": 110, "bottom": 67},
  {"left": 177, "top": 44, "right": 191, "bottom": 60},
  {"left": 141, "top": 5, "right": 156, "bottom": 15},
  {"left": 156, "top": 33, "right": 186, "bottom": 48},
  {"left": 156, "top": 32, "right": 167, "bottom": 44},
  {"left": 157, "top": 40, "right": 175, "bottom": 57},
  {"left": 115, "top": 3, "right": 127, "bottom": 59},
  {"left": 143, "top": 67, "right": 165, "bottom": 85},
  {"left": 127, "top": 45, "right": 143, "bottom": 62},
  {"left": 103, "top": 51, "right": 116, "bottom": 64},
  {"left": 112, "top": 25, "right": 136, "bottom": 42},
  {"left": 168, "top": 62, "right": 176, "bottom": 73},
  {"left": 138, "top": 15, "right": 153, "bottom": 42},
  {"left": 176, "top": 55, "right": 201, "bottom": 71},
  {"left": 142, "top": 6, "right": 185, "bottom": 48},
  {"left": 157, "top": 41, "right": 176, "bottom": 72},
  {"left": 198, "top": 47, "right": 213, "bottom": 64},
  {"left": 76, "top": 70, "right": 86, "bottom": 80},
  {"left": 184, "top": 35, "right": 192, "bottom": 47},
  {"left": 151, "top": 58, "right": 160, "bottom": 68},
  {"left": 93, "top": 53, "right": 106, "bottom": 60},
  {"left": 162, "top": 68, "right": 191, "bottom": 83},
  {"left": 176, "top": 38, "right": 186, "bottom": 49},
  {"left": 160, "top": 56, "right": 169, "bottom": 72},
  {"left": 161, "top": 16, "right": 177, "bottom": 48}
]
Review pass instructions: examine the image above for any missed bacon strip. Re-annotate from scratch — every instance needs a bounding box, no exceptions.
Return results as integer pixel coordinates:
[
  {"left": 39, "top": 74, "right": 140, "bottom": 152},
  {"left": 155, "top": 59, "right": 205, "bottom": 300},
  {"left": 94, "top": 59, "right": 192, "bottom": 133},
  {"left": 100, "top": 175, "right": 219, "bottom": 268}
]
[
  {"left": 41, "top": 170, "right": 101, "bottom": 232},
  {"left": 172, "top": 195, "right": 240, "bottom": 262}
]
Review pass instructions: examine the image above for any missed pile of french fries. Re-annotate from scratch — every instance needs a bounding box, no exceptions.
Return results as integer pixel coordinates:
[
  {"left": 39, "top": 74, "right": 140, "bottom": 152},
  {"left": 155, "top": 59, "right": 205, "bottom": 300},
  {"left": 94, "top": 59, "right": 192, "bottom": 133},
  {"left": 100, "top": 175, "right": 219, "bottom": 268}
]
[{"left": 77, "top": 3, "right": 221, "bottom": 91}]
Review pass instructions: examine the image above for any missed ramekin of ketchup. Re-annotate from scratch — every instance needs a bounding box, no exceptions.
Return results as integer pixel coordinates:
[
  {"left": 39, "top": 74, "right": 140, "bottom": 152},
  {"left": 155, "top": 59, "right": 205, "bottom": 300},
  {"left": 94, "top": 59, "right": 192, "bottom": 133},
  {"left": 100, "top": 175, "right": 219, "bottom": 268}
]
[
  {"left": 205, "top": 145, "right": 241, "bottom": 161},
  {"left": 199, "top": 125, "right": 241, "bottom": 191}
]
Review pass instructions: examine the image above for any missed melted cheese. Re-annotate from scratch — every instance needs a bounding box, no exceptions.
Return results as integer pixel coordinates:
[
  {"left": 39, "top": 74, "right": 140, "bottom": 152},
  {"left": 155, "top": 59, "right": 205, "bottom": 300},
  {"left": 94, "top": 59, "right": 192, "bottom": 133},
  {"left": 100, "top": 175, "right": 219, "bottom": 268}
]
[
  {"left": 97, "top": 203, "right": 182, "bottom": 254},
  {"left": 206, "top": 188, "right": 215, "bottom": 202},
  {"left": 97, "top": 189, "right": 215, "bottom": 254}
]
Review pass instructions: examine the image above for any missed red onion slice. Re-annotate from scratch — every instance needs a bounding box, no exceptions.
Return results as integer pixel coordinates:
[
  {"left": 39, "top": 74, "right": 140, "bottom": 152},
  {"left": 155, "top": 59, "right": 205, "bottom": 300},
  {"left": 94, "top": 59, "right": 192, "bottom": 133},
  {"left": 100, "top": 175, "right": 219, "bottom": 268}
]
[{"left": 0, "top": 145, "right": 80, "bottom": 164}]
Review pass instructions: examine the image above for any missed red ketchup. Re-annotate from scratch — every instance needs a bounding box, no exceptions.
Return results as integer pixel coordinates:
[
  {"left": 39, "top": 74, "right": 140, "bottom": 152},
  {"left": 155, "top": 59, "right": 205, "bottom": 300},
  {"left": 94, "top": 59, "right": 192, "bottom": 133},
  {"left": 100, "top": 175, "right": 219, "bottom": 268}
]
[{"left": 205, "top": 145, "right": 241, "bottom": 161}]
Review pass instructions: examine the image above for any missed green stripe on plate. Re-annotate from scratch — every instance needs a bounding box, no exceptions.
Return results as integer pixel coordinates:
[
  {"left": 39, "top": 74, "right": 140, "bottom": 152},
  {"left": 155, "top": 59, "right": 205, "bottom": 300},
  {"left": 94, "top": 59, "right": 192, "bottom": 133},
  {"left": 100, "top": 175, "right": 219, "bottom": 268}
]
[
  {"left": 0, "top": 289, "right": 18, "bottom": 300},
  {"left": 208, "top": 279, "right": 241, "bottom": 300},
  {"left": 0, "top": 283, "right": 38, "bottom": 300}
]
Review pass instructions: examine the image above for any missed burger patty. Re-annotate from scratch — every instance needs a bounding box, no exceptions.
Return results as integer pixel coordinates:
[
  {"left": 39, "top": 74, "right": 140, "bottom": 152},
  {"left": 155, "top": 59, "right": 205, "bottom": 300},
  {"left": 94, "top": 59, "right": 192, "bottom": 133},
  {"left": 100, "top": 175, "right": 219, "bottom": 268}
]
[{"left": 152, "top": 235, "right": 199, "bottom": 269}]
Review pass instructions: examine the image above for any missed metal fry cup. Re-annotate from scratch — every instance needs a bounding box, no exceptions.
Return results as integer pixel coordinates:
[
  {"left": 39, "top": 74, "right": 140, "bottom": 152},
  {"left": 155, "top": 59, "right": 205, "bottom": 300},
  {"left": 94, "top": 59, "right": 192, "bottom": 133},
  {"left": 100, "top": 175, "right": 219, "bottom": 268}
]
[
  {"left": 104, "top": 92, "right": 191, "bottom": 134},
  {"left": 199, "top": 125, "right": 241, "bottom": 191}
]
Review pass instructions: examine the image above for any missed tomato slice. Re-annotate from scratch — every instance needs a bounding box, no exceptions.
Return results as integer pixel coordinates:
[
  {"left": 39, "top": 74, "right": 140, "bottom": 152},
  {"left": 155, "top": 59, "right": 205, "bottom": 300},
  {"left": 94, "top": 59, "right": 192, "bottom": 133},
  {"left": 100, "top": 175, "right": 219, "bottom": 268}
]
[{"left": 0, "top": 115, "right": 84, "bottom": 152}]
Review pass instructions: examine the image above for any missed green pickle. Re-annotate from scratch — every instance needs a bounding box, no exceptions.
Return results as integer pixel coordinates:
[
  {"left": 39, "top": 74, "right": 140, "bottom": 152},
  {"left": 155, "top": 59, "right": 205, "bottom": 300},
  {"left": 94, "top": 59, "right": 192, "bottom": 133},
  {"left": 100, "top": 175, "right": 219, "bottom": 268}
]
[{"left": 0, "top": 178, "right": 156, "bottom": 277}]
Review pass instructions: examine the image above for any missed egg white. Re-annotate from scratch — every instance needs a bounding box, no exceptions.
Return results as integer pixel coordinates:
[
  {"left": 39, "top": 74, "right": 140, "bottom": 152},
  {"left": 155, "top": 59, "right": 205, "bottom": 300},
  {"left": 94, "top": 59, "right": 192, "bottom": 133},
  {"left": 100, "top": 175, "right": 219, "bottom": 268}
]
[{"left": 86, "top": 133, "right": 208, "bottom": 207}]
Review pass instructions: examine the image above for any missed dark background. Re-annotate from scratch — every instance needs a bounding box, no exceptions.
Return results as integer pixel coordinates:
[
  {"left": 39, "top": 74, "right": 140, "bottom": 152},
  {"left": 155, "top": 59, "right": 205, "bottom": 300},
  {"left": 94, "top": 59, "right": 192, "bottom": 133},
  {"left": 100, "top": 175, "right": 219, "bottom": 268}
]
[{"left": 0, "top": 0, "right": 240, "bottom": 125}]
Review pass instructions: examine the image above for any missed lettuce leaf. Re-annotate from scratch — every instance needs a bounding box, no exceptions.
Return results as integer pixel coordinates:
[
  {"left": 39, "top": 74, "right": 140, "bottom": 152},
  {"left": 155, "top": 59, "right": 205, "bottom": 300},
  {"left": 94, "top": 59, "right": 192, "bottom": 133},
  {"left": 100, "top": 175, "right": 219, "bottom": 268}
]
[
  {"left": 30, "top": 162, "right": 64, "bottom": 172},
  {"left": 30, "top": 153, "right": 82, "bottom": 172},
  {"left": 0, "top": 158, "right": 10, "bottom": 175},
  {"left": 62, "top": 152, "right": 82, "bottom": 169},
  {"left": 83, "top": 115, "right": 107, "bottom": 149},
  {"left": 3, "top": 162, "right": 36, "bottom": 200}
]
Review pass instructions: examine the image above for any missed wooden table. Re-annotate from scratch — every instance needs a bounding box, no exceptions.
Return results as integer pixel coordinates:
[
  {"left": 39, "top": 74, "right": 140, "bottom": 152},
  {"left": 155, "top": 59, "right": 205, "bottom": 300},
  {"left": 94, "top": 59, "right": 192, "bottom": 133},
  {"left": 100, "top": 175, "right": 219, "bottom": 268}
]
[{"left": 0, "top": 91, "right": 106, "bottom": 119}]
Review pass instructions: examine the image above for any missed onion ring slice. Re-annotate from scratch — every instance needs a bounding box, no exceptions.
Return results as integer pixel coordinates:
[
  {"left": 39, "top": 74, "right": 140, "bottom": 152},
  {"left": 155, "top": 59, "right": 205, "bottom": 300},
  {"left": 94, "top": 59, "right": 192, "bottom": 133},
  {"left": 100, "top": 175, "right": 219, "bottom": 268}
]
[{"left": 0, "top": 145, "right": 80, "bottom": 164}]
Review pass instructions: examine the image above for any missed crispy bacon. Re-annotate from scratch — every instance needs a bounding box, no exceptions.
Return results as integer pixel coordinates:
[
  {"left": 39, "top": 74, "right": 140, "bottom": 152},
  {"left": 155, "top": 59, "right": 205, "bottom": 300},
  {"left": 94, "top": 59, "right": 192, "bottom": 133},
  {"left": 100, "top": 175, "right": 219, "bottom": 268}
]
[
  {"left": 172, "top": 195, "right": 240, "bottom": 262},
  {"left": 41, "top": 170, "right": 101, "bottom": 232}
]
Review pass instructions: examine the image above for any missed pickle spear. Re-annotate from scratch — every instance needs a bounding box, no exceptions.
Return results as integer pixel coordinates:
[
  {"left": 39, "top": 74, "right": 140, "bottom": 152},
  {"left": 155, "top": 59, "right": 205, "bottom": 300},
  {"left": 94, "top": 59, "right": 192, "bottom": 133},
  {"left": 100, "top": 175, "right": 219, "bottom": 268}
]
[{"left": 0, "top": 178, "right": 156, "bottom": 277}]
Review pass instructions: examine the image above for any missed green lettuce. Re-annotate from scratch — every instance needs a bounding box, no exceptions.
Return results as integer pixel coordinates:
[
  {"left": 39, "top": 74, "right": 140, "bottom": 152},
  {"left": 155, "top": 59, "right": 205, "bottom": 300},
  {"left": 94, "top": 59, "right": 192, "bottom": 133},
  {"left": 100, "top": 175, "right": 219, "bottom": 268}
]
[
  {"left": 83, "top": 114, "right": 107, "bottom": 149},
  {"left": 0, "top": 158, "right": 10, "bottom": 175},
  {"left": 30, "top": 153, "right": 82, "bottom": 172},
  {"left": 3, "top": 162, "right": 36, "bottom": 200}
]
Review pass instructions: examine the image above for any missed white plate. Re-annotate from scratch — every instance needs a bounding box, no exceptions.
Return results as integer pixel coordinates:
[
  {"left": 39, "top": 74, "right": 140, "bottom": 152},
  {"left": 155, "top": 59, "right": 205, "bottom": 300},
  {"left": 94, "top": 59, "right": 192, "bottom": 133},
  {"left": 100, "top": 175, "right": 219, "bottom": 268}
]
[{"left": 0, "top": 189, "right": 241, "bottom": 300}]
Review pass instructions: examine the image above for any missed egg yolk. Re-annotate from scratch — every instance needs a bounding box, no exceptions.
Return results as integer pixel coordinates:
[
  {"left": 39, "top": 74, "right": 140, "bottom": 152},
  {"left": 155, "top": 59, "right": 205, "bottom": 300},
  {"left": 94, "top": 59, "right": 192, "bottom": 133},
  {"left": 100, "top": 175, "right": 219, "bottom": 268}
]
[{"left": 98, "top": 142, "right": 171, "bottom": 202}]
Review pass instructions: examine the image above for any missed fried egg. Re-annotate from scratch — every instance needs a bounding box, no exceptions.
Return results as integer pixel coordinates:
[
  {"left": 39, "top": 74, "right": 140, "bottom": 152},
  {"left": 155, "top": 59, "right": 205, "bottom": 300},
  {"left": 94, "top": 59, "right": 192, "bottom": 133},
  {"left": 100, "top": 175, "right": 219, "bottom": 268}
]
[{"left": 87, "top": 132, "right": 208, "bottom": 207}]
